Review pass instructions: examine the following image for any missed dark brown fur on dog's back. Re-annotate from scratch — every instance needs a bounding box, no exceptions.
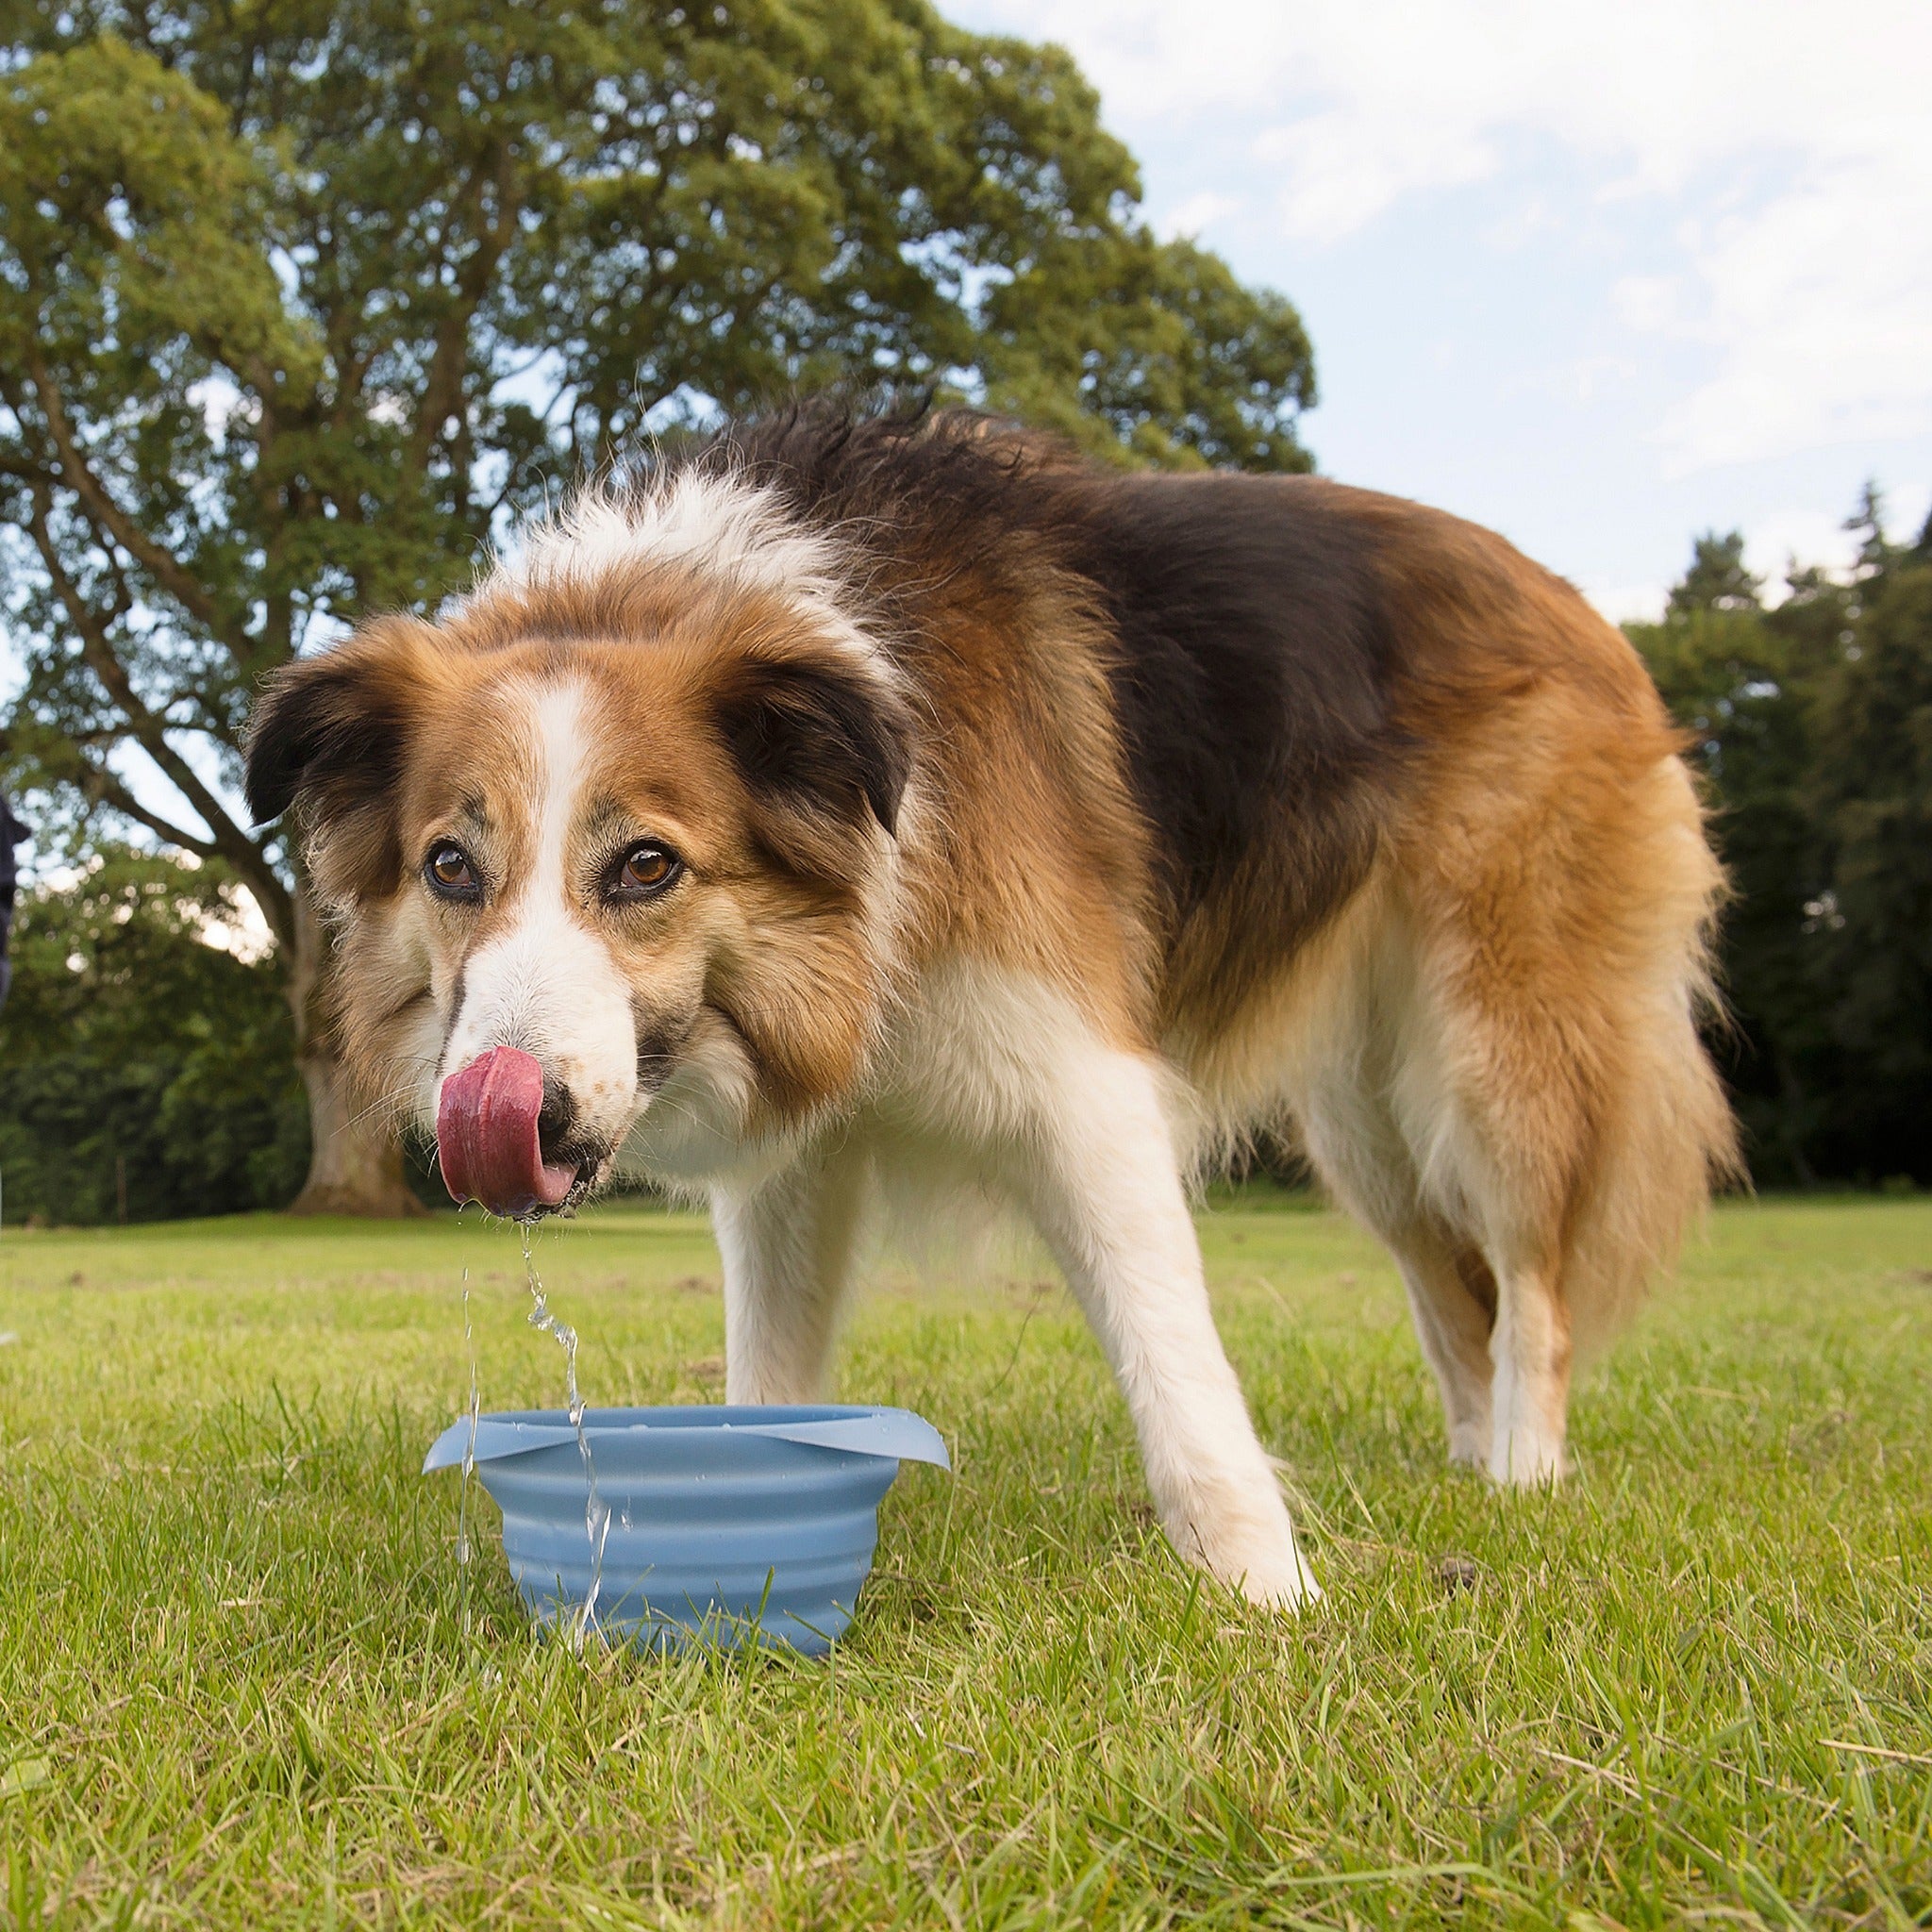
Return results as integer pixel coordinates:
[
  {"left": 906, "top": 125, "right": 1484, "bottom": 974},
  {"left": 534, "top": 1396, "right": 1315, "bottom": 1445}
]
[{"left": 659, "top": 408, "right": 1737, "bottom": 1374}]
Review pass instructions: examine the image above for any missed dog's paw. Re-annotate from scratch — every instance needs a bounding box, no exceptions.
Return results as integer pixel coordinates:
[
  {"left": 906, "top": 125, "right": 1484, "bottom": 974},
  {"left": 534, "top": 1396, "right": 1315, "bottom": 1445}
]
[
  {"left": 1230, "top": 1548, "right": 1324, "bottom": 1611},
  {"left": 1487, "top": 1424, "right": 1566, "bottom": 1487},
  {"left": 1177, "top": 1513, "right": 1323, "bottom": 1611}
]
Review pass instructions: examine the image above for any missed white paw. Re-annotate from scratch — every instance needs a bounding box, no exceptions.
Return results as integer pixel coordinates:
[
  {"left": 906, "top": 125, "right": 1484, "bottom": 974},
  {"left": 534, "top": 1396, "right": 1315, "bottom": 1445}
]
[
  {"left": 1174, "top": 1509, "right": 1323, "bottom": 1611},
  {"left": 1232, "top": 1549, "right": 1324, "bottom": 1611},
  {"left": 1487, "top": 1426, "right": 1566, "bottom": 1487}
]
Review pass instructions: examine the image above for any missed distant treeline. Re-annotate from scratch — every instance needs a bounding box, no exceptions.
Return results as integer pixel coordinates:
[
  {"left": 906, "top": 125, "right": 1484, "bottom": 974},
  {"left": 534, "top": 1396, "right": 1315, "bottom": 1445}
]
[
  {"left": 0, "top": 852, "right": 307, "bottom": 1224},
  {"left": 1626, "top": 492, "right": 1932, "bottom": 1188},
  {"left": 0, "top": 853, "right": 439, "bottom": 1224},
  {"left": 3, "top": 494, "right": 1927, "bottom": 1222}
]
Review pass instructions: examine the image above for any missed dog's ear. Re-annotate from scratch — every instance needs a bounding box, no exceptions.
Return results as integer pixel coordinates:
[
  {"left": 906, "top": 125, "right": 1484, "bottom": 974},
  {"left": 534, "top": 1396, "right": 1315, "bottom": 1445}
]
[
  {"left": 713, "top": 646, "right": 915, "bottom": 856},
  {"left": 244, "top": 620, "right": 424, "bottom": 895}
]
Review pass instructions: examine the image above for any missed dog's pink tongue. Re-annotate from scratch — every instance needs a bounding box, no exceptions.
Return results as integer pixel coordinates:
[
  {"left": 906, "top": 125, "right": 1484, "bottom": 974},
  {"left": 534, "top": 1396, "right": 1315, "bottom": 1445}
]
[{"left": 437, "top": 1046, "right": 576, "bottom": 1217}]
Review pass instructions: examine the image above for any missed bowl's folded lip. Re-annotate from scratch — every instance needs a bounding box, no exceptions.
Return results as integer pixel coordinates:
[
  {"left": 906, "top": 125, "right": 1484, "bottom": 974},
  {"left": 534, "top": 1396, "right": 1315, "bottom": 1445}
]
[{"left": 422, "top": 1404, "right": 951, "bottom": 1475}]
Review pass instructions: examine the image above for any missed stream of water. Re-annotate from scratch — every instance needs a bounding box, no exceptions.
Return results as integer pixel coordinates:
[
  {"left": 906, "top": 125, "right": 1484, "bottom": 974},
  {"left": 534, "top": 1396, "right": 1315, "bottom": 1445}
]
[
  {"left": 518, "top": 1223, "right": 610, "bottom": 1646},
  {"left": 453, "top": 1266, "right": 480, "bottom": 1626}
]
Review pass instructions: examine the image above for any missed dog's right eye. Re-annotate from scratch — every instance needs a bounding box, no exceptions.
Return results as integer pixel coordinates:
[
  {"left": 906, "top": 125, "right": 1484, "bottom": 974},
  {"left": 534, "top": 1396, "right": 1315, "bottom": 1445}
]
[{"left": 425, "top": 842, "right": 481, "bottom": 902}]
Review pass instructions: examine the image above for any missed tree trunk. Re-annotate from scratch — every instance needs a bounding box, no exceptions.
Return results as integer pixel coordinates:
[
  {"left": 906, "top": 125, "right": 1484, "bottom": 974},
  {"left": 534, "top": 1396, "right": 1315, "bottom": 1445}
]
[{"left": 285, "top": 881, "right": 426, "bottom": 1218}]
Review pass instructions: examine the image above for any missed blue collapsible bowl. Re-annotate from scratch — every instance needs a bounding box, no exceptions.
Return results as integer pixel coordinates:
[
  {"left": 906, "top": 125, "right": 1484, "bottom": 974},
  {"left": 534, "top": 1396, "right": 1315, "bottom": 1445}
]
[{"left": 422, "top": 1405, "right": 950, "bottom": 1654}]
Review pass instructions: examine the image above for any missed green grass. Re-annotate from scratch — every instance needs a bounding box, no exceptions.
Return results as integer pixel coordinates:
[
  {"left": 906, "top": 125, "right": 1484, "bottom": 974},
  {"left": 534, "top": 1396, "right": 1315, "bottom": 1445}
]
[{"left": 0, "top": 1194, "right": 1928, "bottom": 1928}]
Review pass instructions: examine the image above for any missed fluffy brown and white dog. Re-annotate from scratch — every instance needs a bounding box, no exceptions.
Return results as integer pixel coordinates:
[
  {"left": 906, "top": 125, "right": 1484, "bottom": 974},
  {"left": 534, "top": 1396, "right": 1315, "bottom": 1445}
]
[{"left": 243, "top": 407, "right": 1738, "bottom": 1608}]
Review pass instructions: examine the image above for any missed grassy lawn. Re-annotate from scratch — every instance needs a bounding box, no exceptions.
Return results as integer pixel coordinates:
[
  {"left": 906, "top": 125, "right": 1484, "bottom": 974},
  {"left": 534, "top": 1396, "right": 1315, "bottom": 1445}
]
[{"left": 0, "top": 1193, "right": 1928, "bottom": 1928}]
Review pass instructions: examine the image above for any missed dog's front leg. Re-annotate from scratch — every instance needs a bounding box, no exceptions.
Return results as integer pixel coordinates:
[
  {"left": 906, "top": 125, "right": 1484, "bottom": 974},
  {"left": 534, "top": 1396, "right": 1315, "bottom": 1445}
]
[
  {"left": 1012, "top": 1043, "right": 1320, "bottom": 1609},
  {"left": 712, "top": 1146, "right": 868, "bottom": 1406}
]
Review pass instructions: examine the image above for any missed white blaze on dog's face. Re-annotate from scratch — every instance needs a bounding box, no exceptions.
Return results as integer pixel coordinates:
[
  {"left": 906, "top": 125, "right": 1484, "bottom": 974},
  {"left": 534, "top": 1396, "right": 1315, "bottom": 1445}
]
[
  {"left": 243, "top": 561, "right": 916, "bottom": 1215},
  {"left": 429, "top": 677, "right": 656, "bottom": 1182}
]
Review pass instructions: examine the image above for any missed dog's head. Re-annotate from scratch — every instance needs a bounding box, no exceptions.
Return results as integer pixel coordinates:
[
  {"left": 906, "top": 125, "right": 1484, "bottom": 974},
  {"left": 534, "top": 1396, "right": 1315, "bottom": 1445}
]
[{"left": 244, "top": 497, "right": 915, "bottom": 1214}]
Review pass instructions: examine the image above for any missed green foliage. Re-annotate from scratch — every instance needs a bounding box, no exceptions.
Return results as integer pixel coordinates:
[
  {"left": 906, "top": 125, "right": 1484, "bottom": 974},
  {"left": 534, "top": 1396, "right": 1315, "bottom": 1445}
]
[
  {"left": 0, "top": 0, "right": 1315, "bottom": 858},
  {"left": 982, "top": 233, "right": 1314, "bottom": 471},
  {"left": 1808, "top": 551, "right": 1932, "bottom": 1123},
  {"left": 1629, "top": 495, "right": 1932, "bottom": 1184},
  {"left": 1664, "top": 528, "right": 1764, "bottom": 621},
  {"left": 0, "top": 847, "right": 308, "bottom": 1223},
  {"left": 0, "top": 0, "right": 1317, "bottom": 1213},
  {"left": 0, "top": 1198, "right": 1927, "bottom": 1924}
]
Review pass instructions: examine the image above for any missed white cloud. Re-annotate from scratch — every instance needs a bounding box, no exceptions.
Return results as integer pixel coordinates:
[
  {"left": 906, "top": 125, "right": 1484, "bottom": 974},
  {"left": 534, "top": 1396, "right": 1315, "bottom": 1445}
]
[
  {"left": 949, "top": 0, "right": 1932, "bottom": 474},
  {"left": 1582, "top": 582, "right": 1667, "bottom": 627},
  {"left": 973, "top": 1, "right": 1926, "bottom": 209},
  {"left": 1253, "top": 105, "right": 1495, "bottom": 246},
  {"left": 1612, "top": 275, "right": 1680, "bottom": 337},
  {"left": 1745, "top": 485, "right": 1932, "bottom": 594},
  {"left": 1158, "top": 190, "right": 1240, "bottom": 242},
  {"left": 1640, "top": 146, "right": 1932, "bottom": 472},
  {"left": 1589, "top": 487, "right": 1932, "bottom": 624},
  {"left": 1742, "top": 507, "right": 1862, "bottom": 594}
]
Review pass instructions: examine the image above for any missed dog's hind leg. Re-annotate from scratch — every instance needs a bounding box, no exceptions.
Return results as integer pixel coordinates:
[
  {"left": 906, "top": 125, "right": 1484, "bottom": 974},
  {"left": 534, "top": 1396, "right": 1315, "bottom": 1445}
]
[
  {"left": 1295, "top": 1076, "right": 1496, "bottom": 1470},
  {"left": 1483, "top": 1252, "right": 1572, "bottom": 1484},
  {"left": 1388, "top": 752, "right": 1734, "bottom": 1487},
  {"left": 1377, "top": 984, "right": 1580, "bottom": 1487},
  {"left": 714, "top": 1144, "right": 870, "bottom": 1406},
  {"left": 1390, "top": 1227, "right": 1497, "bottom": 1468}
]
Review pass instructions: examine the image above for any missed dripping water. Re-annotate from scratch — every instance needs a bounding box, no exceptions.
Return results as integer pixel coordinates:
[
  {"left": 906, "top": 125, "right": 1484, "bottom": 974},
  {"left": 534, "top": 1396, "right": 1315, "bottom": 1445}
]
[
  {"left": 454, "top": 1266, "right": 481, "bottom": 1628},
  {"left": 520, "top": 1221, "right": 610, "bottom": 1647}
]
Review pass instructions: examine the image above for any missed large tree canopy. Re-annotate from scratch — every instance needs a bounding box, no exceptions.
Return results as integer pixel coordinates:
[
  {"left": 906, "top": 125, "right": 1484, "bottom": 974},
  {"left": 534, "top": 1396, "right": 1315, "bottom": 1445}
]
[{"left": 0, "top": 0, "right": 1317, "bottom": 1212}]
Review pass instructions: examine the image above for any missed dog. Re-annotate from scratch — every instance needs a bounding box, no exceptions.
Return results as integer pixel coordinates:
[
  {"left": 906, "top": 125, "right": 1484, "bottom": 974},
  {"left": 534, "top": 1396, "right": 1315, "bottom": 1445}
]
[{"left": 243, "top": 406, "right": 1737, "bottom": 1607}]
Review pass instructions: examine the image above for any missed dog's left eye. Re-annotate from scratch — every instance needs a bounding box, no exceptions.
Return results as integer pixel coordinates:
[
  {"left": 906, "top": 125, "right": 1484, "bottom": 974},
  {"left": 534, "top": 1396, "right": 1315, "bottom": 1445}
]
[
  {"left": 610, "top": 842, "right": 681, "bottom": 901},
  {"left": 425, "top": 841, "right": 480, "bottom": 901}
]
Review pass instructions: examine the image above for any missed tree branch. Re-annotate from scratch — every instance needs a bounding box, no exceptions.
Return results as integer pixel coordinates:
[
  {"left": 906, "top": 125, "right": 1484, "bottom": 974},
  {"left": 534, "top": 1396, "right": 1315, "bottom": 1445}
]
[
  {"left": 0, "top": 445, "right": 55, "bottom": 486},
  {"left": 21, "top": 482, "right": 295, "bottom": 947},
  {"left": 407, "top": 140, "right": 522, "bottom": 480},
  {"left": 22, "top": 341, "right": 238, "bottom": 647},
  {"left": 79, "top": 761, "right": 221, "bottom": 859},
  {"left": 232, "top": 350, "right": 302, "bottom": 670}
]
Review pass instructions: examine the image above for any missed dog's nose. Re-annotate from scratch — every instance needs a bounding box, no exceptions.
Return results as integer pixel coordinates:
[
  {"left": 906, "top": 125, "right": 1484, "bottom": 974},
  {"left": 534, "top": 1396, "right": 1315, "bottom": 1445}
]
[{"left": 536, "top": 1077, "right": 579, "bottom": 1167}]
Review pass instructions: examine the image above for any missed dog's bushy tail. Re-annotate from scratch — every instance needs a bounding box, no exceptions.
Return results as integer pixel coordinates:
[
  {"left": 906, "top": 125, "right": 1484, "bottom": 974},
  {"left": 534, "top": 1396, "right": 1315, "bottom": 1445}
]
[{"left": 1563, "top": 761, "right": 1743, "bottom": 1362}]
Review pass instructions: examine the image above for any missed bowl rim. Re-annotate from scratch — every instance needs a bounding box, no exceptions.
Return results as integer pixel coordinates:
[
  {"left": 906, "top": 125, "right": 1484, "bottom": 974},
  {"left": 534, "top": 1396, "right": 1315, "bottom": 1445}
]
[
  {"left": 486, "top": 1403, "right": 885, "bottom": 1428},
  {"left": 422, "top": 1403, "right": 951, "bottom": 1474}
]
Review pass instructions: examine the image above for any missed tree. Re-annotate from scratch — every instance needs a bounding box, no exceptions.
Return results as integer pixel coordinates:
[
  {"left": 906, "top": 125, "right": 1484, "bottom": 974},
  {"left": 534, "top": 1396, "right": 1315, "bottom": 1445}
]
[
  {"left": 1635, "top": 542, "right": 1833, "bottom": 1181},
  {"left": 0, "top": 1, "right": 1317, "bottom": 1214},
  {"left": 0, "top": 846, "right": 311, "bottom": 1224},
  {"left": 1665, "top": 529, "right": 1764, "bottom": 621},
  {"left": 1803, "top": 531, "right": 1932, "bottom": 1171},
  {"left": 1630, "top": 498, "right": 1932, "bottom": 1186}
]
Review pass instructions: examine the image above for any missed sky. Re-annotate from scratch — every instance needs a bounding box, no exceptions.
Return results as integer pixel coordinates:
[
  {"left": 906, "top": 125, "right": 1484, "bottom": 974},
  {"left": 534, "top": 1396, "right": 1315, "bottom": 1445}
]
[{"left": 944, "top": 0, "right": 1932, "bottom": 619}]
